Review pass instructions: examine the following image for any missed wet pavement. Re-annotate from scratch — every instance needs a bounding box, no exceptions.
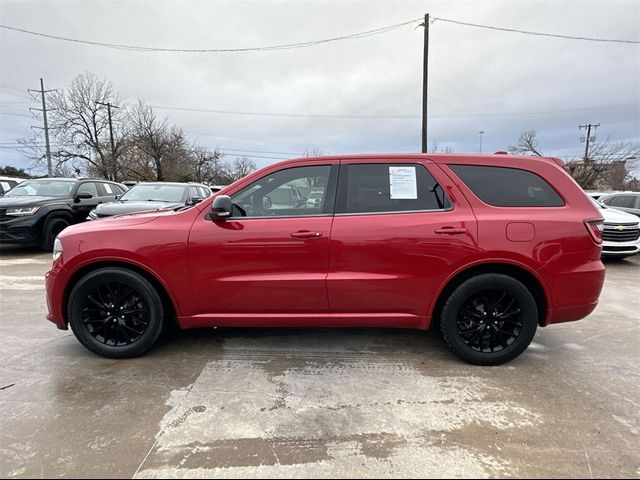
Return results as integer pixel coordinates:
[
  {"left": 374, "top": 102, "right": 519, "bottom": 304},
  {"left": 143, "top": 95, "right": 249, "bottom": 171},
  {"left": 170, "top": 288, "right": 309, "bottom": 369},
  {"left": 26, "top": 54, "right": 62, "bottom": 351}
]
[{"left": 0, "top": 246, "right": 638, "bottom": 478}]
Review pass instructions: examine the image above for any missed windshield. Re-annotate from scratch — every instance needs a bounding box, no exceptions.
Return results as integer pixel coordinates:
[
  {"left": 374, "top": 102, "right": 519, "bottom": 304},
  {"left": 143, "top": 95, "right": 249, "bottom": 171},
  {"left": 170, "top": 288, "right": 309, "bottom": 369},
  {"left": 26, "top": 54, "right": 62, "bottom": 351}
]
[
  {"left": 119, "top": 184, "right": 186, "bottom": 203},
  {"left": 589, "top": 197, "right": 605, "bottom": 209},
  {"left": 4, "top": 180, "right": 75, "bottom": 197}
]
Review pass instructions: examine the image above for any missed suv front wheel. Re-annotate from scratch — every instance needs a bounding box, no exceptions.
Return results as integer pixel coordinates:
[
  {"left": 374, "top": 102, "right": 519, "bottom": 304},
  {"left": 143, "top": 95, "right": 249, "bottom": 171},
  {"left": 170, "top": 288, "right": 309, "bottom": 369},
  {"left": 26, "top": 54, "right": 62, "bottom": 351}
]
[
  {"left": 40, "top": 217, "right": 70, "bottom": 251},
  {"left": 439, "top": 273, "right": 538, "bottom": 365},
  {"left": 68, "top": 267, "right": 164, "bottom": 358}
]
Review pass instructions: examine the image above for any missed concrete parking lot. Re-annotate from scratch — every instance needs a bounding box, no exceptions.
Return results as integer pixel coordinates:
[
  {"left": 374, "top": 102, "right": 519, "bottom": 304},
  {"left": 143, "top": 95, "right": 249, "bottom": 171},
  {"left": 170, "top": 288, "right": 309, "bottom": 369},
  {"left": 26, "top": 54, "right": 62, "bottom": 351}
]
[{"left": 0, "top": 246, "right": 638, "bottom": 478}]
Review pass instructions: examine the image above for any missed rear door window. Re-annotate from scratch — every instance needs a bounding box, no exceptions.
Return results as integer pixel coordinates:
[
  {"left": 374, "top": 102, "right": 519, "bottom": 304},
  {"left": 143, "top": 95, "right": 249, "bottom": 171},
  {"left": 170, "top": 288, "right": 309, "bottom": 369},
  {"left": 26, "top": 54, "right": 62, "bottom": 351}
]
[
  {"left": 607, "top": 195, "right": 636, "bottom": 208},
  {"left": 337, "top": 163, "right": 450, "bottom": 214},
  {"left": 76, "top": 182, "right": 99, "bottom": 197},
  {"left": 450, "top": 165, "right": 564, "bottom": 207}
]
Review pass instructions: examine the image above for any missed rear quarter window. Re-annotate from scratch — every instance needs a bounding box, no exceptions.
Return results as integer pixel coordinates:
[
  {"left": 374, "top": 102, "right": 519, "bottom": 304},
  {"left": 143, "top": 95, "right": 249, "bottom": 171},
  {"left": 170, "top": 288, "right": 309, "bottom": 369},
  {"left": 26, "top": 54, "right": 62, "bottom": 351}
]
[{"left": 450, "top": 165, "right": 565, "bottom": 207}]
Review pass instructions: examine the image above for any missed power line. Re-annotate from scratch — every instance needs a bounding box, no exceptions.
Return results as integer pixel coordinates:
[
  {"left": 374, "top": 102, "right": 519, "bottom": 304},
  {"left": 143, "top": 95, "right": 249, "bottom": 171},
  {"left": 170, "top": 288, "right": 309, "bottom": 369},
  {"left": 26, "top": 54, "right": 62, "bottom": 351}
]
[
  {"left": 151, "top": 102, "right": 638, "bottom": 120},
  {"left": 0, "top": 18, "right": 422, "bottom": 53},
  {"left": 0, "top": 111, "right": 33, "bottom": 118},
  {"left": 0, "top": 15, "right": 637, "bottom": 55},
  {"left": 432, "top": 16, "right": 640, "bottom": 44}
]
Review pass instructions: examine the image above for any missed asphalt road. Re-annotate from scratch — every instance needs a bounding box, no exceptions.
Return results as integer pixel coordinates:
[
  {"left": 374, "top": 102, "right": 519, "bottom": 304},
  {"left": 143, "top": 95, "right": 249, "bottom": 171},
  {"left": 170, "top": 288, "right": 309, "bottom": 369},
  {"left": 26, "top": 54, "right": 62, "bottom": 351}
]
[{"left": 0, "top": 246, "right": 638, "bottom": 478}]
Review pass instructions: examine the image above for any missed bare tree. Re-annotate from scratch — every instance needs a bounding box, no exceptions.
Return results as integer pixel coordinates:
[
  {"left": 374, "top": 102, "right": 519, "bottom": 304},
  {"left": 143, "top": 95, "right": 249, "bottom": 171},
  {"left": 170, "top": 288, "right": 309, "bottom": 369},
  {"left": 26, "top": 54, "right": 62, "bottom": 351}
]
[
  {"left": 128, "top": 101, "right": 189, "bottom": 181},
  {"left": 304, "top": 148, "right": 324, "bottom": 157},
  {"left": 427, "top": 139, "right": 454, "bottom": 154},
  {"left": 566, "top": 138, "right": 640, "bottom": 189},
  {"left": 45, "top": 72, "right": 127, "bottom": 180},
  {"left": 188, "top": 144, "right": 225, "bottom": 184},
  {"left": 508, "top": 130, "right": 543, "bottom": 156},
  {"left": 229, "top": 157, "right": 257, "bottom": 181}
]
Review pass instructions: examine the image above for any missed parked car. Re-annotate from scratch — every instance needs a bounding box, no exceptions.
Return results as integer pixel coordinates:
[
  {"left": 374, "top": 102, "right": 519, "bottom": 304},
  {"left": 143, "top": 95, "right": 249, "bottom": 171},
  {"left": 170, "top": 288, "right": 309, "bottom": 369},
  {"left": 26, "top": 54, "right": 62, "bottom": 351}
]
[
  {"left": 589, "top": 198, "right": 640, "bottom": 258},
  {"left": 306, "top": 190, "right": 324, "bottom": 208},
  {"left": 598, "top": 192, "right": 640, "bottom": 218},
  {"left": 0, "top": 177, "right": 127, "bottom": 250},
  {"left": 0, "top": 175, "right": 24, "bottom": 195},
  {"left": 585, "top": 191, "right": 612, "bottom": 201},
  {"left": 87, "top": 182, "right": 211, "bottom": 220},
  {"left": 46, "top": 154, "right": 605, "bottom": 365}
]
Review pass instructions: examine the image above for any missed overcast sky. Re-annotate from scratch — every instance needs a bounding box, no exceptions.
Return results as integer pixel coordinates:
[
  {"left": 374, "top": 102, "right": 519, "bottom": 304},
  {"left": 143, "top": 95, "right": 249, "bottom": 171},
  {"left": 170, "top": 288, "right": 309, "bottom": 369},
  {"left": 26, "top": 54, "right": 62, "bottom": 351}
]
[{"left": 0, "top": 0, "right": 638, "bottom": 175}]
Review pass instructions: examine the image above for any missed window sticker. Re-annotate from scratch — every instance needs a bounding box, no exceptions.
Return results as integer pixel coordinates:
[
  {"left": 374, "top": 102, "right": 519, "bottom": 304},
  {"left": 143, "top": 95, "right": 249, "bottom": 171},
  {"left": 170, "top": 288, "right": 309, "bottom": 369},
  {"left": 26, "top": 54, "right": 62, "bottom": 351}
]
[{"left": 389, "top": 166, "right": 418, "bottom": 199}]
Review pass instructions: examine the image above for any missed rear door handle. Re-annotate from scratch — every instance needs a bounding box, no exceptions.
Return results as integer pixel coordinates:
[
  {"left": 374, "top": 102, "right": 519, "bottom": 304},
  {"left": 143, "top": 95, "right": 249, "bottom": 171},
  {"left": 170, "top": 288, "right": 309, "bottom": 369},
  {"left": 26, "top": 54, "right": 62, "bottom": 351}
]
[
  {"left": 435, "top": 227, "right": 467, "bottom": 235},
  {"left": 291, "top": 231, "right": 323, "bottom": 239}
]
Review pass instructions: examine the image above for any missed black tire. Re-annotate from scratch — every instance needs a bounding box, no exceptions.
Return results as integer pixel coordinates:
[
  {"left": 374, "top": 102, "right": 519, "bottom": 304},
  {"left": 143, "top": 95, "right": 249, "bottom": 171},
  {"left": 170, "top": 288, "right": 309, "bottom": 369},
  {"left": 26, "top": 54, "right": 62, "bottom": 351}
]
[
  {"left": 439, "top": 274, "right": 538, "bottom": 366},
  {"left": 68, "top": 267, "right": 164, "bottom": 359},
  {"left": 40, "top": 217, "right": 70, "bottom": 251}
]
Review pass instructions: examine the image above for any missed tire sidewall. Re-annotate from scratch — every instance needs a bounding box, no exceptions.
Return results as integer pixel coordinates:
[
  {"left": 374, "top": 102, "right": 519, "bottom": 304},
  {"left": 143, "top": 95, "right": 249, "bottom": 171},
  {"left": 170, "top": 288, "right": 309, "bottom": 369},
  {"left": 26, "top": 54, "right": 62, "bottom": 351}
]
[
  {"left": 69, "top": 268, "right": 164, "bottom": 359},
  {"left": 440, "top": 274, "right": 538, "bottom": 366},
  {"left": 41, "top": 217, "right": 70, "bottom": 251}
]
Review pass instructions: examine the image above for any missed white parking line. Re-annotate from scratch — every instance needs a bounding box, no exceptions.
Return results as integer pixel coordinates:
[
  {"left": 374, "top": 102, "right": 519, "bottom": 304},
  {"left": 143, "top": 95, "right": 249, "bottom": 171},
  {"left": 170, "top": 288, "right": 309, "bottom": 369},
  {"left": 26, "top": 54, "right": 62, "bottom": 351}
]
[
  {"left": 0, "top": 275, "right": 44, "bottom": 290},
  {"left": 0, "top": 258, "right": 51, "bottom": 266}
]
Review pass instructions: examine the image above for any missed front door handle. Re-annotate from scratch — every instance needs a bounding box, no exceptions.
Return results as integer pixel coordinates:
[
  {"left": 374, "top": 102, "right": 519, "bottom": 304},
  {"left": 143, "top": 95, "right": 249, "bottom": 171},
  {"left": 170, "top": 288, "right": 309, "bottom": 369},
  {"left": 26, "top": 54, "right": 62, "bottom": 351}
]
[
  {"left": 290, "top": 231, "right": 323, "bottom": 239},
  {"left": 435, "top": 227, "right": 467, "bottom": 235}
]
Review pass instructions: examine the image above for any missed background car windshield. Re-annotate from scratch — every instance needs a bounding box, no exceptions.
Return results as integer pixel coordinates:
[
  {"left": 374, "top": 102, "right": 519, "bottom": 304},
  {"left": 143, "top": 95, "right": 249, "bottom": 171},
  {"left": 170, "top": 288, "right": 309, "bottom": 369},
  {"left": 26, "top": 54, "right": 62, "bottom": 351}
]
[
  {"left": 120, "top": 185, "right": 186, "bottom": 203},
  {"left": 4, "top": 180, "right": 75, "bottom": 197}
]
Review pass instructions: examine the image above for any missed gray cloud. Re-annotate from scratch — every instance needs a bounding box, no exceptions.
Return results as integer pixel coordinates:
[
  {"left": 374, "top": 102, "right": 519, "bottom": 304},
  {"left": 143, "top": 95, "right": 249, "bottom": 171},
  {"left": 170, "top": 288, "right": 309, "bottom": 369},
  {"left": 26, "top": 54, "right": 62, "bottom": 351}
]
[{"left": 0, "top": 0, "right": 638, "bottom": 173}]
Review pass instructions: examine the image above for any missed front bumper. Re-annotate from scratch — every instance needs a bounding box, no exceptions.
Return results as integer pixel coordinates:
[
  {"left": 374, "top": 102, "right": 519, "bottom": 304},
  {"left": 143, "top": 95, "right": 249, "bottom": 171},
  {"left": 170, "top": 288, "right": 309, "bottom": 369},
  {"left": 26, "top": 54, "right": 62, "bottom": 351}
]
[
  {"left": 0, "top": 215, "right": 39, "bottom": 243},
  {"left": 45, "top": 258, "right": 70, "bottom": 329},
  {"left": 601, "top": 240, "right": 640, "bottom": 257}
]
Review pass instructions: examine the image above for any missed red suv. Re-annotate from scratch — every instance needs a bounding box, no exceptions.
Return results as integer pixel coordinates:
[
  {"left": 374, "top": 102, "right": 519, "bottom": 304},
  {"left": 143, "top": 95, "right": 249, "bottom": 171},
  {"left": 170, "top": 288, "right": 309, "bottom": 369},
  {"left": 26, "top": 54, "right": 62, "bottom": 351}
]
[{"left": 45, "top": 154, "right": 606, "bottom": 365}]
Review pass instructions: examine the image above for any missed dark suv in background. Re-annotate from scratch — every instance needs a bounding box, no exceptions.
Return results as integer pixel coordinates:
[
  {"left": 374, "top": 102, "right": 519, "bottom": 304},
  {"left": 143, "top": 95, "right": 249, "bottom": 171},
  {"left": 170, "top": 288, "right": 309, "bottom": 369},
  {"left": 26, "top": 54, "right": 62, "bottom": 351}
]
[{"left": 0, "top": 178, "right": 127, "bottom": 250}]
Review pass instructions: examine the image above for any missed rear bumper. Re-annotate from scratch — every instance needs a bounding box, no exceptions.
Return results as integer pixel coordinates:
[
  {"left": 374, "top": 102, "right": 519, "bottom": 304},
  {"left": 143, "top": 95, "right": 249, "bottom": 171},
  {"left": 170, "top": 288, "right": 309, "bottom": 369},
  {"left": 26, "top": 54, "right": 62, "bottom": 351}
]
[
  {"left": 542, "top": 258, "right": 606, "bottom": 325},
  {"left": 547, "top": 301, "right": 599, "bottom": 325}
]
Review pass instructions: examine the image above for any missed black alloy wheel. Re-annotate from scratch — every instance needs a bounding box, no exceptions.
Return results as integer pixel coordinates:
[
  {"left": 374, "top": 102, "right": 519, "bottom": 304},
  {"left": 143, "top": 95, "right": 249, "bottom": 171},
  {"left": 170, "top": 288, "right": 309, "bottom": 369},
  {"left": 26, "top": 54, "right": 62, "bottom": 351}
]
[
  {"left": 456, "top": 289, "right": 523, "bottom": 353},
  {"left": 68, "top": 267, "right": 164, "bottom": 358},
  {"left": 80, "top": 281, "right": 150, "bottom": 347},
  {"left": 439, "top": 273, "right": 538, "bottom": 365}
]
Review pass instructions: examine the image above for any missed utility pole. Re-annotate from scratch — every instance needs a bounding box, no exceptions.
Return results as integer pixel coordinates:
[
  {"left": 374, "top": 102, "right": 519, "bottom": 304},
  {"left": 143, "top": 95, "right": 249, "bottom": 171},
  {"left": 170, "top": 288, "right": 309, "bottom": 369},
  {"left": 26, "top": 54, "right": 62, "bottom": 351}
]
[
  {"left": 96, "top": 101, "right": 120, "bottom": 180},
  {"left": 421, "top": 13, "right": 430, "bottom": 154},
  {"left": 478, "top": 130, "right": 485, "bottom": 153},
  {"left": 28, "top": 78, "right": 55, "bottom": 176},
  {"left": 579, "top": 123, "right": 600, "bottom": 162}
]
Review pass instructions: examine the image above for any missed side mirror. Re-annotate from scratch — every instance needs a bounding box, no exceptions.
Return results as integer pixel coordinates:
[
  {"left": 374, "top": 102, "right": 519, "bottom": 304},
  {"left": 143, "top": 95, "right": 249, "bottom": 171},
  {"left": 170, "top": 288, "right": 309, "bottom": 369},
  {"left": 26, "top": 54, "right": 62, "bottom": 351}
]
[
  {"left": 207, "top": 195, "right": 232, "bottom": 220},
  {"left": 190, "top": 196, "right": 203, "bottom": 205},
  {"left": 74, "top": 192, "right": 93, "bottom": 203},
  {"left": 262, "top": 196, "right": 272, "bottom": 209}
]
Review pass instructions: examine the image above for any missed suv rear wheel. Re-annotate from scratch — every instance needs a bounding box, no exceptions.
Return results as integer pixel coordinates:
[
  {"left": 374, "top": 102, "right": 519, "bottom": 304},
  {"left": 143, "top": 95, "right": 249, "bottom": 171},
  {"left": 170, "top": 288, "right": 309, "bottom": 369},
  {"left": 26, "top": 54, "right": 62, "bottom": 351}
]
[
  {"left": 68, "top": 267, "right": 164, "bottom": 358},
  {"left": 439, "top": 273, "right": 538, "bottom": 365}
]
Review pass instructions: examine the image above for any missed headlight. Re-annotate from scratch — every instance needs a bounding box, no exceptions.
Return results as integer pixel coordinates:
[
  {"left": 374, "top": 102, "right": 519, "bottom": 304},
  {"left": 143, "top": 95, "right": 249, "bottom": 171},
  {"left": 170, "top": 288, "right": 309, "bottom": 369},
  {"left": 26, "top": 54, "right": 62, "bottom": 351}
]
[
  {"left": 52, "top": 238, "right": 63, "bottom": 261},
  {"left": 88, "top": 210, "right": 98, "bottom": 220},
  {"left": 6, "top": 206, "right": 40, "bottom": 216}
]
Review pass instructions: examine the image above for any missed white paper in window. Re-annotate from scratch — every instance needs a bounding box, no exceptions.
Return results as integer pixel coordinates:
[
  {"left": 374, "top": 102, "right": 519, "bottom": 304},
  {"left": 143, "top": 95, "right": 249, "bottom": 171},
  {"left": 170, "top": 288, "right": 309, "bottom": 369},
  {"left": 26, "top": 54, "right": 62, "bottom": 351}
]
[{"left": 389, "top": 166, "right": 417, "bottom": 199}]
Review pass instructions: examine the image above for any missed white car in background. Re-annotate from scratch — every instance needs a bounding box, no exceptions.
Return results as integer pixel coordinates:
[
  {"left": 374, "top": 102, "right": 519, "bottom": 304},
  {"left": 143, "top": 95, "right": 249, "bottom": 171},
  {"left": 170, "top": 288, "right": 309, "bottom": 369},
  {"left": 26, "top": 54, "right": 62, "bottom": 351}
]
[
  {"left": 0, "top": 176, "right": 25, "bottom": 196},
  {"left": 590, "top": 198, "right": 640, "bottom": 258}
]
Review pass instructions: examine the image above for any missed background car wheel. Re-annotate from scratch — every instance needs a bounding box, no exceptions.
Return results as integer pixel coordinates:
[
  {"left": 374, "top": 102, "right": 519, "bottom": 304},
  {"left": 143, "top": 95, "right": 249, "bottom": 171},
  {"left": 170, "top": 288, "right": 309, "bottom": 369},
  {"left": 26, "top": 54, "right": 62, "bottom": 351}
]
[
  {"left": 68, "top": 267, "right": 164, "bottom": 359},
  {"left": 439, "top": 273, "right": 538, "bottom": 366},
  {"left": 40, "top": 217, "right": 70, "bottom": 251}
]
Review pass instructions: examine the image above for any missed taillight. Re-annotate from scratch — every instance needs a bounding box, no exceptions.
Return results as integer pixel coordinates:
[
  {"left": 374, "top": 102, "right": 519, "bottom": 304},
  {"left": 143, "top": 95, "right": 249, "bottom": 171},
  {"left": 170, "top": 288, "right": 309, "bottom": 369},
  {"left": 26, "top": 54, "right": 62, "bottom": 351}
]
[{"left": 584, "top": 219, "right": 604, "bottom": 244}]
